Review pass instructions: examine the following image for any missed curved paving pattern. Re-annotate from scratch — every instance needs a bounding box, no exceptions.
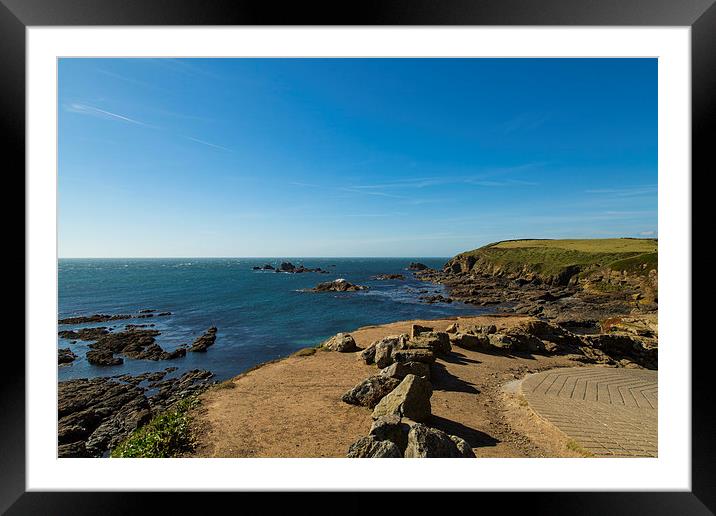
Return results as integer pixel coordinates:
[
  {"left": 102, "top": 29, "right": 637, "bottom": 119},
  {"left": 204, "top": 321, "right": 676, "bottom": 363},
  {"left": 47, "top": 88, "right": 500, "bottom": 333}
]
[{"left": 520, "top": 367, "right": 657, "bottom": 457}]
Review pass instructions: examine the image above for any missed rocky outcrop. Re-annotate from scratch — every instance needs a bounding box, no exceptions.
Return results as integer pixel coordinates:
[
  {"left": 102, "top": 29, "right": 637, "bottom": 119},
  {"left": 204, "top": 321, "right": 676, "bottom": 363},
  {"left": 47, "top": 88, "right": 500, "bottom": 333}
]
[
  {"left": 372, "top": 374, "right": 432, "bottom": 422},
  {"left": 407, "top": 262, "right": 430, "bottom": 271},
  {"left": 58, "top": 369, "right": 215, "bottom": 458},
  {"left": 269, "top": 262, "right": 328, "bottom": 274},
  {"left": 419, "top": 294, "right": 453, "bottom": 304},
  {"left": 309, "top": 279, "right": 368, "bottom": 292},
  {"left": 59, "top": 313, "right": 132, "bottom": 325},
  {"left": 322, "top": 332, "right": 358, "bottom": 352},
  {"left": 342, "top": 375, "right": 401, "bottom": 408},
  {"left": 58, "top": 327, "right": 110, "bottom": 341},
  {"left": 372, "top": 274, "right": 405, "bottom": 280},
  {"left": 404, "top": 423, "right": 476, "bottom": 458},
  {"left": 189, "top": 327, "right": 218, "bottom": 352},
  {"left": 85, "top": 328, "right": 188, "bottom": 364},
  {"left": 58, "top": 348, "right": 77, "bottom": 365}
]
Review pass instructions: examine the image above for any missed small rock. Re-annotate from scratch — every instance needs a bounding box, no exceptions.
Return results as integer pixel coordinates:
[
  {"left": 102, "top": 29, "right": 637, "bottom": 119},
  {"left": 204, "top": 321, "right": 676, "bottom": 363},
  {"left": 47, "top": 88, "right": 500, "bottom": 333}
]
[
  {"left": 445, "top": 323, "right": 459, "bottom": 334},
  {"left": 322, "top": 332, "right": 358, "bottom": 352}
]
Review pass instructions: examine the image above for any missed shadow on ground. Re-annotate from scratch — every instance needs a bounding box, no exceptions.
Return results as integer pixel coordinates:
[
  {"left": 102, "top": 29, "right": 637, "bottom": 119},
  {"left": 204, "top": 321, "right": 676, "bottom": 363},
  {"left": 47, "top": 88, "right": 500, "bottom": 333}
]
[{"left": 430, "top": 414, "right": 500, "bottom": 448}]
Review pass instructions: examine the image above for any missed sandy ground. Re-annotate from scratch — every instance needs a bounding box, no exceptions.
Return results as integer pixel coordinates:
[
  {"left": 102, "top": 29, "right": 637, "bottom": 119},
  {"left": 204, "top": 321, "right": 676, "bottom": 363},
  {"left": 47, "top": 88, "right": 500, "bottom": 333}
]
[{"left": 190, "top": 314, "right": 589, "bottom": 458}]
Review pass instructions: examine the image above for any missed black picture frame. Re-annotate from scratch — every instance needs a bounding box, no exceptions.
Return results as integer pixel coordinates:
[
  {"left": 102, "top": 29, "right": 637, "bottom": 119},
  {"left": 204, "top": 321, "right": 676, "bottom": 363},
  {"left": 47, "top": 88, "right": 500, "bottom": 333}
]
[{"left": 4, "top": 0, "right": 709, "bottom": 513}]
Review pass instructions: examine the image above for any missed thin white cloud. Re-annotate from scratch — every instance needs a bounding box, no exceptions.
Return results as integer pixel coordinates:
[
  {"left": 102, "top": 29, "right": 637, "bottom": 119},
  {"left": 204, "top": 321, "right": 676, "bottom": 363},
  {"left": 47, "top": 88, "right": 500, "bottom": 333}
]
[
  {"left": 65, "top": 103, "right": 150, "bottom": 127},
  {"left": 184, "top": 136, "right": 232, "bottom": 152}
]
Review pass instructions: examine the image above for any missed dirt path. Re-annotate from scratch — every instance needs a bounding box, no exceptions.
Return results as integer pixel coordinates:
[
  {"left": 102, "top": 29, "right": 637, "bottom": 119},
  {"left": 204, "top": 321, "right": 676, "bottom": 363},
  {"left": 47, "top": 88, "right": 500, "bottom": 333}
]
[{"left": 190, "top": 315, "right": 598, "bottom": 458}]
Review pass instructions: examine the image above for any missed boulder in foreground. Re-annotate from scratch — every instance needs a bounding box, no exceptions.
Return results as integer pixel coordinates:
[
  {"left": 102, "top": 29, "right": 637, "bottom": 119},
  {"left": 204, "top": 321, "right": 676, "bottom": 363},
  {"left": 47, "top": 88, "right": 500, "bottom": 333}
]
[
  {"left": 342, "top": 375, "right": 401, "bottom": 408},
  {"left": 347, "top": 435, "right": 402, "bottom": 458},
  {"left": 404, "top": 423, "right": 476, "bottom": 458},
  {"left": 372, "top": 374, "right": 432, "bottom": 422}
]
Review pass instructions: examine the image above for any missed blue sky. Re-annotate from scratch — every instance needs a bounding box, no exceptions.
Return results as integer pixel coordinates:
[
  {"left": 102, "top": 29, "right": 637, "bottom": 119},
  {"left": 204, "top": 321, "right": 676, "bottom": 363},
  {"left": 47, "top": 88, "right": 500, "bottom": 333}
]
[{"left": 58, "top": 58, "right": 657, "bottom": 258}]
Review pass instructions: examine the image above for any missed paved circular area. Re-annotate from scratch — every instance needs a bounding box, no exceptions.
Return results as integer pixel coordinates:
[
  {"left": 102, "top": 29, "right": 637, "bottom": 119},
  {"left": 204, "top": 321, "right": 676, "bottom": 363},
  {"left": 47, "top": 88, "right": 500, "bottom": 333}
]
[{"left": 520, "top": 367, "right": 658, "bottom": 457}]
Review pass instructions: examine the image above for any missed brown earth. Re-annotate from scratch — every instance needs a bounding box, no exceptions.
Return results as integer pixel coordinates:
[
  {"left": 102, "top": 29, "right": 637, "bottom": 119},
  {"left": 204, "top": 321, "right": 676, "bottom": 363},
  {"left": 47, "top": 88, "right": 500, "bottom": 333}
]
[{"left": 190, "top": 314, "right": 591, "bottom": 458}]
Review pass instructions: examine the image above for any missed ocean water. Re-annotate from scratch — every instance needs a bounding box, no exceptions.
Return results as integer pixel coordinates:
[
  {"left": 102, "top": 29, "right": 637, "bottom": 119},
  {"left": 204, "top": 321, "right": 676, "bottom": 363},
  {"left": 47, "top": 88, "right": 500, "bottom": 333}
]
[{"left": 58, "top": 258, "right": 489, "bottom": 382}]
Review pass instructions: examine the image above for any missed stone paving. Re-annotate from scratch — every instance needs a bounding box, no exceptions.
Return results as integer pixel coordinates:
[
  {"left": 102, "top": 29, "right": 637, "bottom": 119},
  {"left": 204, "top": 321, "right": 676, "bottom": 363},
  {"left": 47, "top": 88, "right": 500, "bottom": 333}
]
[{"left": 520, "top": 366, "right": 657, "bottom": 457}]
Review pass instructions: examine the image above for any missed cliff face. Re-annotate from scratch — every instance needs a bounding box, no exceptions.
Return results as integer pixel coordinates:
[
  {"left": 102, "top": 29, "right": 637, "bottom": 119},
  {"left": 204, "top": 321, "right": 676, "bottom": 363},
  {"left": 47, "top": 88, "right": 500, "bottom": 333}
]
[{"left": 443, "top": 239, "right": 657, "bottom": 303}]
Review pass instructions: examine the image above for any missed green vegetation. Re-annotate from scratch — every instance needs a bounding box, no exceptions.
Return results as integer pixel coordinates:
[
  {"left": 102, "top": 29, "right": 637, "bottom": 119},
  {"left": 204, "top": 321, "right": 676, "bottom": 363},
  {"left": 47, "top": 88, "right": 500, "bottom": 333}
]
[
  {"left": 111, "top": 397, "right": 198, "bottom": 458},
  {"left": 566, "top": 439, "right": 594, "bottom": 457},
  {"left": 292, "top": 347, "right": 317, "bottom": 357},
  {"left": 212, "top": 379, "right": 237, "bottom": 390},
  {"left": 452, "top": 238, "right": 658, "bottom": 282}
]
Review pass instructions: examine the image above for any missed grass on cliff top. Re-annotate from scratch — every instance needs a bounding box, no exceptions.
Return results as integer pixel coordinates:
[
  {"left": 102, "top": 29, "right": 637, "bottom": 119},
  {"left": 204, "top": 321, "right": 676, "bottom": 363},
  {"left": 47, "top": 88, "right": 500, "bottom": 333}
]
[
  {"left": 110, "top": 397, "right": 198, "bottom": 458},
  {"left": 490, "top": 238, "right": 657, "bottom": 253},
  {"left": 457, "top": 238, "right": 657, "bottom": 277}
]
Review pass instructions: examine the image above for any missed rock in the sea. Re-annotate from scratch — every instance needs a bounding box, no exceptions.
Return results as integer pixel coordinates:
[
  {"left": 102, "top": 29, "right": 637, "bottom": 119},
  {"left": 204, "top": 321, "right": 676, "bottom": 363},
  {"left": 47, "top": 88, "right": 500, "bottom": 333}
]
[
  {"left": 58, "top": 377, "right": 151, "bottom": 457},
  {"left": 410, "top": 324, "right": 433, "bottom": 339},
  {"left": 58, "top": 313, "right": 132, "bottom": 325},
  {"left": 322, "top": 332, "right": 358, "bottom": 352},
  {"left": 369, "top": 414, "right": 411, "bottom": 453},
  {"left": 86, "top": 349, "right": 123, "bottom": 366},
  {"left": 341, "top": 375, "right": 401, "bottom": 408},
  {"left": 407, "top": 262, "right": 429, "bottom": 271},
  {"left": 310, "top": 278, "right": 368, "bottom": 292},
  {"left": 404, "top": 423, "right": 475, "bottom": 458},
  {"left": 189, "top": 327, "right": 218, "bottom": 352},
  {"left": 58, "top": 348, "right": 77, "bottom": 365},
  {"left": 392, "top": 348, "right": 436, "bottom": 364},
  {"left": 372, "top": 274, "right": 405, "bottom": 281},
  {"left": 372, "top": 374, "right": 432, "bottom": 422},
  {"left": 419, "top": 294, "right": 453, "bottom": 304},
  {"left": 58, "top": 327, "right": 110, "bottom": 341},
  {"left": 86, "top": 328, "right": 186, "bottom": 363},
  {"left": 347, "top": 435, "right": 402, "bottom": 458},
  {"left": 380, "top": 361, "right": 431, "bottom": 381}
]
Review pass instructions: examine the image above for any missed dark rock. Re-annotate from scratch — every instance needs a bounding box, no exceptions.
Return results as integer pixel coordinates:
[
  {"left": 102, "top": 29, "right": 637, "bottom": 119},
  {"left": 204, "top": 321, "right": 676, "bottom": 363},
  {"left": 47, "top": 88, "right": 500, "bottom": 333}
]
[
  {"left": 58, "top": 348, "right": 77, "bottom": 365},
  {"left": 309, "top": 279, "right": 368, "bottom": 292},
  {"left": 86, "top": 350, "right": 123, "bottom": 366},
  {"left": 189, "top": 327, "right": 218, "bottom": 352},
  {"left": 410, "top": 324, "right": 433, "bottom": 339},
  {"left": 372, "top": 274, "right": 406, "bottom": 280},
  {"left": 369, "top": 414, "right": 411, "bottom": 452},
  {"left": 58, "top": 327, "right": 110, "bottom": 341},
  {"left": 392, "top": 349, "right": 436, "bottom": 364},
  {"left": 408, "top": 262, "right": 429, "bottom": 271},
  {"left": 406, "top": 332, "right": 451, "bottom": 355},
  {"left": 380, "top": 361, "right": 430, "bottom": 381},
  {"left": 59, "top": 313, "right": 132, "bottom": 325}
]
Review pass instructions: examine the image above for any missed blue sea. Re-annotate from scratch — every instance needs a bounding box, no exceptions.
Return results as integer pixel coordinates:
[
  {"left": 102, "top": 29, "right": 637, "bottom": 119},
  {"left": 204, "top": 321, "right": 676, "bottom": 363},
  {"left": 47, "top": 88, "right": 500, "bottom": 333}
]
[{"left": 58, "top": 258, "right": 489, "bottom": 382}]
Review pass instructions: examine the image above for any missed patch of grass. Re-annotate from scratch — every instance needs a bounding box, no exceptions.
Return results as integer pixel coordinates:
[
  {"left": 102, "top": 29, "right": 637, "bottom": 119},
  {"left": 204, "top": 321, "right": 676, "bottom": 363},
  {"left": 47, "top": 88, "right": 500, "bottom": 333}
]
[
  {"left": 110, "top": 397, "right": 199, "bottom": 458},
  {"left": 212, "top": 379, "right": 236, "bottom": 390},
  {"left": 292, "top": 347, "right": 317, "bottom": 357},
  {"left": 566, "top": 439, "right": 594, "bottom": 457},
  {"left": 453, "top": 238, "right": 657, "bottom": 281}
]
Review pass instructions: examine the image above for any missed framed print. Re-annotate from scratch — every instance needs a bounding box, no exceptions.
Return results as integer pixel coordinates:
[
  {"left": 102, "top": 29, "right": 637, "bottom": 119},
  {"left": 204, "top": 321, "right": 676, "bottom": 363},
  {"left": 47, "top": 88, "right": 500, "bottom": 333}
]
[{"left": 5, "top": 0, "right": 711, "bottom": 513}]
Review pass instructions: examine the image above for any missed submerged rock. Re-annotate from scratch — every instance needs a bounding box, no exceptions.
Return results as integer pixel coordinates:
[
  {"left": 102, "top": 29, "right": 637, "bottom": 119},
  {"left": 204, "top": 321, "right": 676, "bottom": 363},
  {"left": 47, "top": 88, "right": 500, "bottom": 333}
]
[
  {"left": 310, "top": 279, "right": 368, "bottom": 292},
  {"left": 189, "top": 327, "right": 218, "bottom": 352},
  {"left": 372, "top": 274, "right": 405, "bottom": 281},
  {"left": 58, "top": 348, "right": 77, "bottom": 365}
]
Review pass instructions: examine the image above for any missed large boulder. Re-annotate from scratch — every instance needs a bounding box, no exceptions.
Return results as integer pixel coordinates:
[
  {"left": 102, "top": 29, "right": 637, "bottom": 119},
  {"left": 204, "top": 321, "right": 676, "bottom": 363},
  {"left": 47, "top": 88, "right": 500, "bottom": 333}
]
[
  {"left": 380, "top": 361, "right": 430, "bottom": 381},
  {"left": 372, "top": 374, "right": 432, "bottom": 422},
  {"left": 360, "top": 344, "right": 376, "bottom": 364},
  {"left": 341, "top": 375, "right": 401, "bottom": 408},
  {"left": 410, "top": 324, "right": 433, "bottom": 339},
  {"left": 450, "top": 333, "right": 490, "bottom": 351},
  {"left": 404, "top": 423, "right": 476, "bottom": 458},
  {"left": 375, "top": 341, "right": 395, "bottom": 369},
  {"left": 347, "top": 435, "right": 402, "bottom": 458},
  {"left": 406, "top": 332, "right": 451, "bottom": 355},
  {"left": 322, "top": 332, "right": 358, "bottom": 352},
  {"left": 392, "top": 349, "right": 436, "bottom": 364},
  {"left": 369, "top": 415, "right": 411, "bottom": 453}
]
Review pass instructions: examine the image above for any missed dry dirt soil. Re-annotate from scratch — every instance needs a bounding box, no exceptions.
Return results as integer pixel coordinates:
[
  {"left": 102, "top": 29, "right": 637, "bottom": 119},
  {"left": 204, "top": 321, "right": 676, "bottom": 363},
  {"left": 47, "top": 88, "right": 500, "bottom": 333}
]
[{"left": 189, "top": 314, "right": 593, "bottom": 458}]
